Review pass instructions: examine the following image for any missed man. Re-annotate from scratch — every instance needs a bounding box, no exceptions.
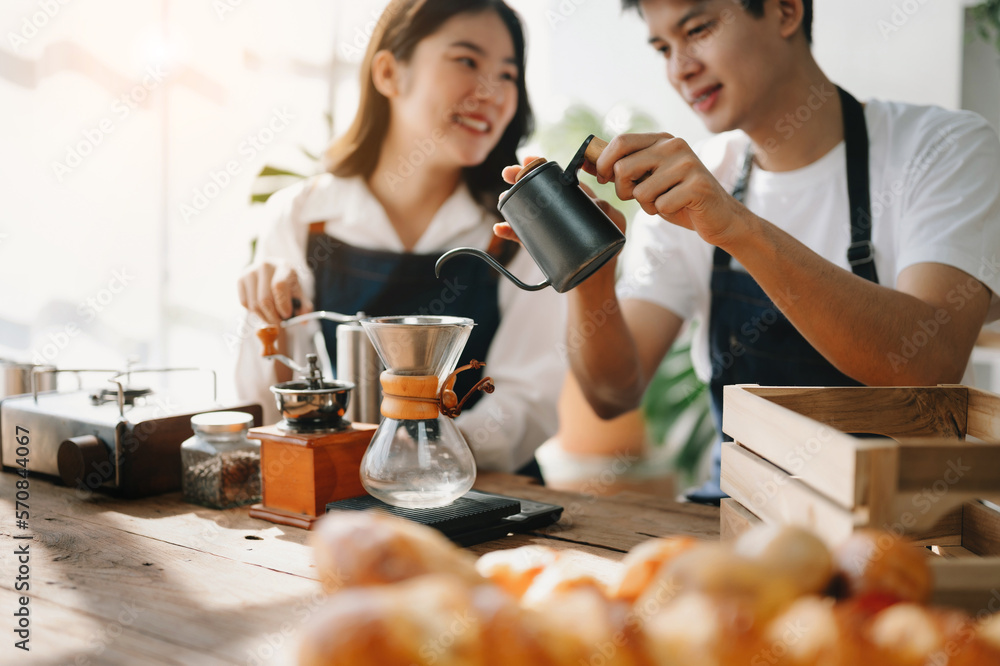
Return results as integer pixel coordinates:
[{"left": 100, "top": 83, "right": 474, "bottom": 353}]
[{"left": 498, "top": 0, "right": 1000, "bottom": 502}]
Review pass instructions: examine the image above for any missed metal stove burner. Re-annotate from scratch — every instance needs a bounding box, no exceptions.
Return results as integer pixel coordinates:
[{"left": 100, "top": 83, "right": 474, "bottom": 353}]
[
  {"left": 2, "top": 365, "right": 262, "bottom": 498},
  {"left": 90, "top": 386, "right": 153, "bottom": 406}
]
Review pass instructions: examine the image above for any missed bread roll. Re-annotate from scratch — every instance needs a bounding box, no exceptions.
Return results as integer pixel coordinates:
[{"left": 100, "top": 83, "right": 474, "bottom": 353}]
[
  {"left": 520, "top": 557, "right": 607, "bottom": 608},
  {"left": 949, "top": 613, "right": 1000, "bottom": 666},
  {"left": 298, "top": 575, "right": 481, "bottom": 666},
  {"left": 641, "top": 542, "right": 800, "bottom": 623},
  {"left": 865, "top": 603, "right": 945, "bottom": 666},
  {"left": 832, "top": 530, "right": 931, "bottom": 603},
  {"left": 311, "top": 510, "right": 482, "bottom": 592},
  {"left": 734, "top": 525, "right": 833, "bottom": 596},
  {"left": 529, "top": 586, "right": 647, "bottom": 666},
  {"left": 299, "top": 575, "right": 640, "bottom": 666},
  {"left": 758, "top": 596, "right": 848, "bottom": 666},
  {"left": 475, "top": 545, "right": 559, "bottom": 599},
  {"left": 608, "top": 536, "right": 698, "bottom": 604},
  {"left": 643, "top": 592, "right": 764, "bottom": 665}
]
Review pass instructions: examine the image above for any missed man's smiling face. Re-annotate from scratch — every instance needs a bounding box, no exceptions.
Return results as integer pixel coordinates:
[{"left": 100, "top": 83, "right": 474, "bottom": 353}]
[{"left": 640, "top": 0, "right": 790, "bottom": 134}]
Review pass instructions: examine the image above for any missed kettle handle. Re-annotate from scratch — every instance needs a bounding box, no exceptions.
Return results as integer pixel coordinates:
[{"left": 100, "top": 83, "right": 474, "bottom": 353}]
[
  {"left": 562, "top": 134, "right": 609, "bottom": 186},
  {"left": 435, "top": 247, "right": 551, "bottom": 292}
]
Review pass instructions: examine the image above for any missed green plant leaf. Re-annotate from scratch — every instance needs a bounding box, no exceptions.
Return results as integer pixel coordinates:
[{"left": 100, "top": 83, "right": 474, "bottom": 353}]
[
  {"left": 968, "top": 1, "right": 1000, "bottom": 55},
  {"left": 300, "top": 146, "right": 321, "bottom": 162},
  {"left": 257, "top": 165, "right": 307, "bottom": 178}
]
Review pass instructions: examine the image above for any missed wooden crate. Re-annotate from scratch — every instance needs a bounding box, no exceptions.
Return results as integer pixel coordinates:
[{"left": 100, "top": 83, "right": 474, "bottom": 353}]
[{"left": 719, "top": 384, "right": 1000, "bottom": 614}]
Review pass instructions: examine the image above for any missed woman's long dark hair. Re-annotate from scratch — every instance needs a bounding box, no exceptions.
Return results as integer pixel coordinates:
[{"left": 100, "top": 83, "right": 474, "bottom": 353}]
[{"left": 324, "top": 0, "right": 533, "bottom": 214}]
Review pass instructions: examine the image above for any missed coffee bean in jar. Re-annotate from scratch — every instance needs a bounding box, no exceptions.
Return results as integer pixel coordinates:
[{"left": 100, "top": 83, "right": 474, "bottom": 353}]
[{"left": 181, "top": 411, "right": 261, "bottom": 509}]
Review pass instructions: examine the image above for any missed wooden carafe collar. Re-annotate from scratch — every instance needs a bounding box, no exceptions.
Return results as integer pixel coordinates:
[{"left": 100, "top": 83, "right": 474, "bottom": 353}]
[{"left": 379, "top": 361, "right": 494, "bottom": 420}]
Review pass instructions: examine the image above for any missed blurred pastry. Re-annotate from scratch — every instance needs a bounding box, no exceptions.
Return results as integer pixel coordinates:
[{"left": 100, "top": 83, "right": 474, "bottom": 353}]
[
  {"left": 520, "top": 557, "right": 607, "bottom": 608},
  {"left": 644, "top": 542, "right": 800, "bottom": 623},
  {"left": 832, "top": 530, "right": 931, "bottom": 603},
  {"left": 608, "top": 536, "right": 698, "bottom": 604},
  {"left": 310, "top": 510, "right": 482, "bottom": 592},
  {"left": 476, "top": 545, "right": 559, "bottom": 599},
  {"left": 734, "top": 525, "right": 833, "bottom": 596}
]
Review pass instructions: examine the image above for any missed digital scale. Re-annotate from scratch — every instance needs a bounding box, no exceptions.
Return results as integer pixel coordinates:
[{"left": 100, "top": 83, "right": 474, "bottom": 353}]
[{"left": 327, "top": 490, "right": 563, "bottom": 547}]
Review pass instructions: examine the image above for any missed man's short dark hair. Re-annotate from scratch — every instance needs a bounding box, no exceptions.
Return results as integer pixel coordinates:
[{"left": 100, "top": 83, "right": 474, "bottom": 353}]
[{"left": 622, "top": 0, "right": 813, "bottom": 45}]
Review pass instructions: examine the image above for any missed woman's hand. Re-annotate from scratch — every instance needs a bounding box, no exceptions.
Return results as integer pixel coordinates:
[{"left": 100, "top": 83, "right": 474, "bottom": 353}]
[{"left": 237, "top": 261, "right": 313, "bottom": 324}]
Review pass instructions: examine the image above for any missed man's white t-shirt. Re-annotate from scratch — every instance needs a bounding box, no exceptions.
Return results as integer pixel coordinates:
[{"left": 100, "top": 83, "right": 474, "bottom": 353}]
[{"left": 617, "top": 99, "right": 1000, "bottom": 382}]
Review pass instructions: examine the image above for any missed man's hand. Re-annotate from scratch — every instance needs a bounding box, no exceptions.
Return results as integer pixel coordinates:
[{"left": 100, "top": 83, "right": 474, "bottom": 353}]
[{"left": 593, "top": 133, "right": 751, "bottom": 249}]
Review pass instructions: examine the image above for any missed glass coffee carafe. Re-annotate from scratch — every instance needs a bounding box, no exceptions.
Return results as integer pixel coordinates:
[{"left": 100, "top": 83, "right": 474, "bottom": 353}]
[{"left": 359, "top": 316, "right": 493, "bottom": 508}]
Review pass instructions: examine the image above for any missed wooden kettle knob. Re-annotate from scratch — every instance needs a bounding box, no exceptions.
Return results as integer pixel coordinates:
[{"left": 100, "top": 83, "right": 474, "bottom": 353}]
[{"left": 584, "top": 136, "right": 609, "bottom": 165}]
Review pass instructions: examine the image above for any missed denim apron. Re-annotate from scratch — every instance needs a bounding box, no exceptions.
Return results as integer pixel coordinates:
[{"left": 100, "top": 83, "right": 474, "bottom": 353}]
[
  {"left": 687, "top": 86, "right": 879, "bottom": 504},
  {"left": 306, "top": 224, "right": 517, "bottom": 409}
]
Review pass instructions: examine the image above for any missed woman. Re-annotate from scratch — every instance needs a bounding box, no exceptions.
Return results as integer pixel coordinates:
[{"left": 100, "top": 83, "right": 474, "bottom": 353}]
[{"left": 235, "top": 0, "right": 565, "bottom": 475}]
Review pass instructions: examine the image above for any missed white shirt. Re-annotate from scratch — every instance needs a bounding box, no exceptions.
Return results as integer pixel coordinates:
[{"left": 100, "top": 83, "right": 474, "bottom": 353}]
[
  {"left": 617, "top": 99, "right": 1000, "bottom": 381},
  {"left": 235, "top": 174, "right": 567, "bottom": 472}
]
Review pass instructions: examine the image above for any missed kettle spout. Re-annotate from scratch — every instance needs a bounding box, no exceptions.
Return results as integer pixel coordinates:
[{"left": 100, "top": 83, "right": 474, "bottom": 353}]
[{"left": 435, "top": 247, "right": 551, "bottom": 292}]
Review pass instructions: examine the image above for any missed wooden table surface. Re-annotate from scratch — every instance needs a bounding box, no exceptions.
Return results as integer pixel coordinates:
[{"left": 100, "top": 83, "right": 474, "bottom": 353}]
[{"left": 1, "top": 472, "right": 718, "bottom": 665}]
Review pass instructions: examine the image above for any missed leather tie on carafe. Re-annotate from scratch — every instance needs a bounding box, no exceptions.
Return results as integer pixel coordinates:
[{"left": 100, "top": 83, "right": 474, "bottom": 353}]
[{"left": 378, "top": 361, "right": 495, "bottom": 420}]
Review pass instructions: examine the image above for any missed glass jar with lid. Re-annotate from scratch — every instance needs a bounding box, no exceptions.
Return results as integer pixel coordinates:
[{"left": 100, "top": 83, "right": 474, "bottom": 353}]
[{"left": 181, "top": 411, "right": 261, "bottom": 509}]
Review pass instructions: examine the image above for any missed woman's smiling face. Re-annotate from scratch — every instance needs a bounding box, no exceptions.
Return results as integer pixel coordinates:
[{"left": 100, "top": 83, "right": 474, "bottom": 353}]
[{"left": 386, "top": 9, "right": 520, "bottom": 169}]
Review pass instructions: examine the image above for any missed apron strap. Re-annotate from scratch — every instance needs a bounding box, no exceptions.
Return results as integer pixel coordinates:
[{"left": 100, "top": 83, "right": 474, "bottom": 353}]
[
  {"left": 839, "top": 86, "right": 878, "bottom": 283},
  {"left": 713, "top": 85, "right": 878, "bottom": 284}
]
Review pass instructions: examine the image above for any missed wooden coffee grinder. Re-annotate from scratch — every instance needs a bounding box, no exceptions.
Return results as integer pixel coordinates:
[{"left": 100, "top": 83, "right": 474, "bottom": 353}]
[{"left": 247, "top": 325, "right": 375, "bottom": 529}]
